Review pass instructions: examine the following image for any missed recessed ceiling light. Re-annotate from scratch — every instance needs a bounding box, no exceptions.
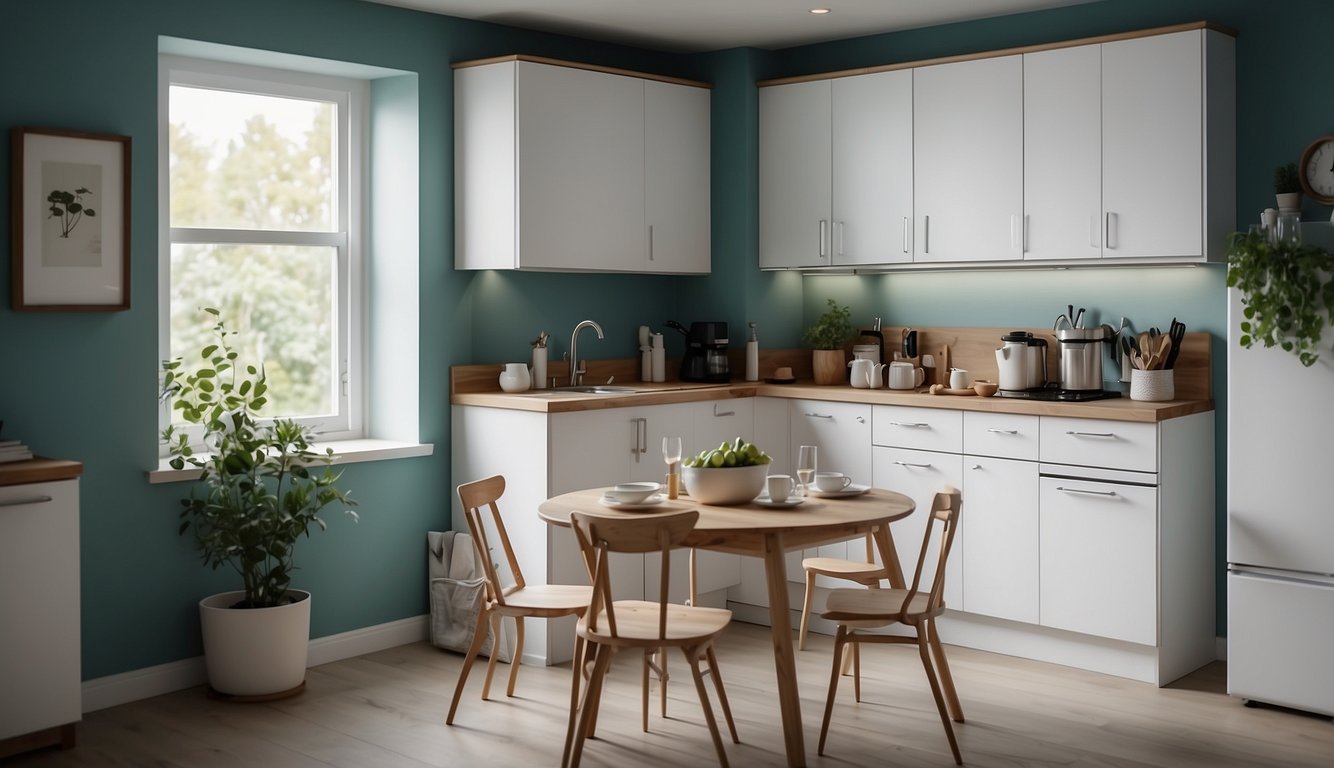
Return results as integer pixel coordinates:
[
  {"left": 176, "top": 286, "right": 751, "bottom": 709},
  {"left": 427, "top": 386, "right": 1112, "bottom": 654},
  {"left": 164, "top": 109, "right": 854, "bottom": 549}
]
[{"left": 810, "top": 8, "right": 831, "bottom": 15}]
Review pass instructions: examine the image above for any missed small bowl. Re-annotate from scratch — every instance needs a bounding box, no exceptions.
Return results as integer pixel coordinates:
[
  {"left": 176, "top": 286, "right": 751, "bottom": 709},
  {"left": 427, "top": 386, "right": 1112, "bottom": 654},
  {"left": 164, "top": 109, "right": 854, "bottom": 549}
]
[
  {"left": 973, "top": 380, "right": 999, "bottom": 397},
  {"left": 606, "top": 482, "right": 661, "bottom": 504}
]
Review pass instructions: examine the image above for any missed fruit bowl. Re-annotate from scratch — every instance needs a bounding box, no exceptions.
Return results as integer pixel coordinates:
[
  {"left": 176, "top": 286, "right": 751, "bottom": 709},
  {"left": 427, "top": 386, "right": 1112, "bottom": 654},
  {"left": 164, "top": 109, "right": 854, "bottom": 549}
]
[{"left": 681, "top": 464, "right": 766, "bottom": 505}]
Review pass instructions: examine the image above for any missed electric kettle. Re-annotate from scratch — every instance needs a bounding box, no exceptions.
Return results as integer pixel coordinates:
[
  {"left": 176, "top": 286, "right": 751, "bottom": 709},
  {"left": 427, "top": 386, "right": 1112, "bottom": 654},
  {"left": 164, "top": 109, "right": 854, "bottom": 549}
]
[{"left": 995, "top": 331, "right": 1048, "bottom": 391}]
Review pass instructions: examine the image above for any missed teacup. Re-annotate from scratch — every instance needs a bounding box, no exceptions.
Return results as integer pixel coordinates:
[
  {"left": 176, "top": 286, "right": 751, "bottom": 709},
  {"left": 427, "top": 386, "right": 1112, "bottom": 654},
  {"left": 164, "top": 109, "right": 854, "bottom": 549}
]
[
  {"left": 813, "top": 472, "right": 852, "bottom": 492},
  {"left": 765, "top": 474, "right": 794, "bottom": 501}
]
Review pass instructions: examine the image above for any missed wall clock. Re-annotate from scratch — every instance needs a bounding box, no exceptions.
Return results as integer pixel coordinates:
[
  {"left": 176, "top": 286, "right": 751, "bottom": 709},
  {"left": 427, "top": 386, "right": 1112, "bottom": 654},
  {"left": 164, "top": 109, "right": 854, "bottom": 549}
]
[{"left": 1299, "top": 135, "right": 1334, "bottom": 205}]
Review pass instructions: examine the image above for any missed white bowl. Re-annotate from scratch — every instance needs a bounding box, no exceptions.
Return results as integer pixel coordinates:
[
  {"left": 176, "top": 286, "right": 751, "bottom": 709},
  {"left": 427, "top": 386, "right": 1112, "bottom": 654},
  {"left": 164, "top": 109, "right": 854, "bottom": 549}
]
[
  {"left": 607, "top": 482, "right": 661, "bottom": 504},
  {"left": 681, "top": 464, "right": 766, "bottom": 505}
]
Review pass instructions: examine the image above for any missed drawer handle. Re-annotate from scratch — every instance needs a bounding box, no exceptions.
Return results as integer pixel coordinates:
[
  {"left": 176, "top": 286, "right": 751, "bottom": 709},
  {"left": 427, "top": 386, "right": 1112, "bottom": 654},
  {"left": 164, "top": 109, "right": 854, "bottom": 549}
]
[
  {"left": 986, "top": 428, "right": 1018, "bottom": 435},
  {"left": 890, "top": 421, "right": 929, "bottom": 428},
  {"left": 804, "top": 412, "right": 834, "bottom": 420},
  {"left": 713, "top": 403, "right": 735, "bottom": 418},
  {"left": 894, "top": 461, "right": 933, "bottom": 469},
  {"left": 1056, "top": 486, "right": 1118, "bottom": 497},
  {"left": 0, "top": 495, "right": 53, "bottom": 508},
  {"left": 971, "top": 464, "right": 983, "bottom": 470},
  {"left": 1065, "top": 430, "right": 1116, "bottom": 438}
]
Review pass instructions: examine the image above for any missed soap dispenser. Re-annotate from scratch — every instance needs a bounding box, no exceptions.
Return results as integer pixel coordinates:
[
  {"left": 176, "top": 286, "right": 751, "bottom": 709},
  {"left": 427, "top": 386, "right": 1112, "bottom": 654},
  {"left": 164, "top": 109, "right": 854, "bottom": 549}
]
[{"left": 745, "top": 322, "right": 759, "bottom": 382}]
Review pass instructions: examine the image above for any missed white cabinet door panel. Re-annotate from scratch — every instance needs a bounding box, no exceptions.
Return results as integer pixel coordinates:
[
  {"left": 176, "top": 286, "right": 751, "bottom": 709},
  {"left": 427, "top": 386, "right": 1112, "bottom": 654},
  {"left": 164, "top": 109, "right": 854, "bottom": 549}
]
[
  {"left": 873, "top": 446, "right": 964, "bottom": 607},
  {"left": 790, "top": 400, "right": 872, "bottom": 582},
  {"left": 645, "top": 81, "right": 710, "bottom": 274},
  {"left": 832, "top": 70, "right": 913, "bottom": 266},
  {"left": 962, "top": 457, "right": 1038, "bottom": 623},
  {"left": 759, "top": 81, "right": 832, "bottom": 268}
]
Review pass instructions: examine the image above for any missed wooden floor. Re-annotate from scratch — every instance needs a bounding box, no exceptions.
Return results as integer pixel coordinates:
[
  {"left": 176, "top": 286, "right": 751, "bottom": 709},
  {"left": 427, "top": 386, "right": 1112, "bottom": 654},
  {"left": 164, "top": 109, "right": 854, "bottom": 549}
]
[{"left": 9, "top": 621, "right": 1334, "bottom": 767}]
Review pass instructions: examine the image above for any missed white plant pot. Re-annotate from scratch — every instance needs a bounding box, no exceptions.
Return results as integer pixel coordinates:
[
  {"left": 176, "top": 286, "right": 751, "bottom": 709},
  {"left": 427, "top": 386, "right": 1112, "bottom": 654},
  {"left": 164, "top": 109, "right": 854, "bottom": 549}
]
[{"left": 199, "top": 589, "right": 311, "bottom": 698}]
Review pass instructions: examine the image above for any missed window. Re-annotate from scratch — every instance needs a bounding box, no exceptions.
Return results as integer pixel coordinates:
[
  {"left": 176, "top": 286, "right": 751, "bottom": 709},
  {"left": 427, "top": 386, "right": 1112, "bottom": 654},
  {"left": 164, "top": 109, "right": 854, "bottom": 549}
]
[{"left": 160, "top": 56, "right": 365, "bottom": 442}]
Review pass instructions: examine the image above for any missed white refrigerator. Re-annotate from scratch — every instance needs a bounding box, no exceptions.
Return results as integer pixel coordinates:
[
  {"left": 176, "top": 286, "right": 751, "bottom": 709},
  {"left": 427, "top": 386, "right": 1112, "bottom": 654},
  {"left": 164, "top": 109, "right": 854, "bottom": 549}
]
[{"left": 1226, "top": 223, "right": 1334, "bottom": 717}]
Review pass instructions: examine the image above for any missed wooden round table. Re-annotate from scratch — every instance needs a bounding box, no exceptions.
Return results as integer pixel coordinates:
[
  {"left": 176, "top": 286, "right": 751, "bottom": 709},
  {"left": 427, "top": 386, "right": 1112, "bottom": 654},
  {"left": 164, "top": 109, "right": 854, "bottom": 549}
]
[{"left": 539, "top": 487, "right": 915, "bottom": 768}]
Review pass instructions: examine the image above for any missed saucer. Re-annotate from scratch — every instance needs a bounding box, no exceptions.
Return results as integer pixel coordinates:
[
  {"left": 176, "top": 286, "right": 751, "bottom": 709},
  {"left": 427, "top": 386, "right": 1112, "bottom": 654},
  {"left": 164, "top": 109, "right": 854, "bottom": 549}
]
[
  {"left": 599, "top": 493, "right": 666, "bottom": 511},
  {"left": 807, "top": 484, "right": 870, "bottom": 499},
  {"left": 752, "top": 495, "right": 806, "bottom": 509}
]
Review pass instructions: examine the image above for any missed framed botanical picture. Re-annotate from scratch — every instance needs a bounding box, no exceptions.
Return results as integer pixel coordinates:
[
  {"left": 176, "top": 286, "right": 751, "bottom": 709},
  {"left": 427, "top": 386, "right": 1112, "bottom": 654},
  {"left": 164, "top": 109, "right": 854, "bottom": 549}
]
[{"left": 10, "top": 126, "right": 131, "bottom": 311}]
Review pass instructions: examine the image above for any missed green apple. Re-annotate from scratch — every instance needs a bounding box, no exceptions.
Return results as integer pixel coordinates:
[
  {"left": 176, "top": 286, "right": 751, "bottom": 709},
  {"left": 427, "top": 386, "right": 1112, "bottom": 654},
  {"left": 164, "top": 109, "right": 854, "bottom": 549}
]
[{"left": 708, "top": 450, "right": 725, "bottom": 468}]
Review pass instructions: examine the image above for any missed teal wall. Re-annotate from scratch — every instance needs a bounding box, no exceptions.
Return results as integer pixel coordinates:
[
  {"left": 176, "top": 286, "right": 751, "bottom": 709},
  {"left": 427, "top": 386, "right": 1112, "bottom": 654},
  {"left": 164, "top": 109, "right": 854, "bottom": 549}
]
[{"left": 1, "top": 0, "right": 1327, "bottom": 681}]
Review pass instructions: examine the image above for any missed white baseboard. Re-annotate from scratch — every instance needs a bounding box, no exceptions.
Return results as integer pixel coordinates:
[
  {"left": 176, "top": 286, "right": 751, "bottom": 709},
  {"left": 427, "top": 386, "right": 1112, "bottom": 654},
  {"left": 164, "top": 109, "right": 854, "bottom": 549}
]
[{"left": 82, "top": 614, "right": 429, "bottom": 713}]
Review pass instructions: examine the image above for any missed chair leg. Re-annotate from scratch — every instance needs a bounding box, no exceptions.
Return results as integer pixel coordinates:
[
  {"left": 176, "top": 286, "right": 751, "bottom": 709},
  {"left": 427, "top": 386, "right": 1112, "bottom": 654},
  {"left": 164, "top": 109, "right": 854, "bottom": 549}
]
[
  {"left": 840, "top": 638, "right": 855, "bottom": 676},
  {"left": 562, "top": 636, "right": 586, "bottom": 768},
  {"left": 480, "top": 610, "right": 503, "bottom": 700},
  {"left": 818, "top": 625, "right": 849, "bottom": 756},
  {"left": 705, "top": 644, "right": 739, "bottom": 744},
  {"left": 853, "top": 639, "right": 862, "bottom": 703},
  {"left": 568, "top": 643, "right": 613, "bottom": 768},
  {"left": 684, "top": 646, "right": 730, "bottom": 768},
  {"left": 917, "top": 631, "right": 963, "bottom": 765},
  {"left": 658, "top": 647, "right": 669, "bottom": 718},
  {"left": 446, "top": 605, "right": 493, "bottom": 725},
  {"left": 798, "top": 569, "right": 816, "bottom": 650},
  {"left": 507, "top": 616, "right": 525, "bottom": 697},
  {"left": 641, "top": 649, "right": 651, "bottom": 732},
  {"left": 927, "top": 619, "right": 965, "bottom": 723}
]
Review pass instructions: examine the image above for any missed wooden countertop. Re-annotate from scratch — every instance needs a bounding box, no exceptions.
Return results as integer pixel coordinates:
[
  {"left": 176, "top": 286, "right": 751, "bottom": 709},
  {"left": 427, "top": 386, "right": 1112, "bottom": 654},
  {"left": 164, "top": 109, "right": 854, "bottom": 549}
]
[
  {"left": 451, "top": 380, "right": 1212, "bottom": 422},
  {"left": 0, "top": 458, "right": 84, "bottom": 487}
]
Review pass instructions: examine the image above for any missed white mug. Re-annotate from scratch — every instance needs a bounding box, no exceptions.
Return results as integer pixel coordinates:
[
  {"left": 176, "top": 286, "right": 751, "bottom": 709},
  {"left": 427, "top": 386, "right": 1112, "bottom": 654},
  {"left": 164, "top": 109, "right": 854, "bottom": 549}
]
[
  {"left": 849, "top": 358, "right": 873, "bottom": 389},
  {"left": 813, "top": 472, "right": 853, "bottom": 492},
  {"left": 765, "top": 474, "right": 794, "bottom": 501},
  {"left": 888, "top": 361, "right": 925, "bottom": 390},
  {"left": 949, "top": 368, "right": 969, "bottom": 390}
]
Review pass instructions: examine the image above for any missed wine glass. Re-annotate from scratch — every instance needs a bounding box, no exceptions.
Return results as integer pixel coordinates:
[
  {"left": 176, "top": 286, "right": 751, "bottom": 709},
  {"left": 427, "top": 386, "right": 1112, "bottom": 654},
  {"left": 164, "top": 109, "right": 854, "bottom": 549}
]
[
  {"left": 663, "top": 436, "right": 682, "bottom": 498},
  {"left": 796, "top": 445, "right": 817, "bottom": 497}
]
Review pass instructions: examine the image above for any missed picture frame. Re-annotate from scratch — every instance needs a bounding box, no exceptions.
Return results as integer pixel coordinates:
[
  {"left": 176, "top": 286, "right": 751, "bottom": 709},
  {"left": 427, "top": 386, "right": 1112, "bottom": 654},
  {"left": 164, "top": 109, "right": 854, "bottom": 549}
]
[{"left": 10, "top": 126, "right": 131, "bottom": 311}]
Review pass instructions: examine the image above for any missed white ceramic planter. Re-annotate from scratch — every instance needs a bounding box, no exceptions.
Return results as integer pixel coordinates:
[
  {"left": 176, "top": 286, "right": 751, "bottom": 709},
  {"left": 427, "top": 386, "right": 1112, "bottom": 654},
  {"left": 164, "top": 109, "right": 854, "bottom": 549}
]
[{"left": 199, "top": 589, "right": 311, "bottom": 698}]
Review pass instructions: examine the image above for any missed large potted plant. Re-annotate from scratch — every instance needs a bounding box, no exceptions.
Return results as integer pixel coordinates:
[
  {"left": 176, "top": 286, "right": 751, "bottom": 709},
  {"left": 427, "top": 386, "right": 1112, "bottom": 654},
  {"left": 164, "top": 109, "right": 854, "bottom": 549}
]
[
  {"left": 804, "top": 299, "right": 853, "bottom": 385},
  {"left": 160, "top": 308, "right": 357, "bottom": 699},
  {"left": 1226, "top": 230, "right": 1334, "bottom": 368}
]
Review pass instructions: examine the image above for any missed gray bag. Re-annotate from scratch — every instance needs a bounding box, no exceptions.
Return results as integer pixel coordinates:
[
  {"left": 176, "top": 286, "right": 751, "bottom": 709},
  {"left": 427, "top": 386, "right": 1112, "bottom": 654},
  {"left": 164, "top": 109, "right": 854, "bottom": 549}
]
[{"left": 427, "top": 531, "right": 510, "bottom": 661}]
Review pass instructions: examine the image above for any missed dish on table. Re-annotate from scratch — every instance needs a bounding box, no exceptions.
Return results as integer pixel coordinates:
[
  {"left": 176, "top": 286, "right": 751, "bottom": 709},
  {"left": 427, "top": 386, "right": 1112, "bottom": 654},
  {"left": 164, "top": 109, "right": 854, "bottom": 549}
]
[
  {"left": 599, "top": 493, "right": 666, "bottom": 510},
  {"left": 605, "top": 481, "right": 661, "bottom": 504},
  {"left": 806, "top": 484, "right": 870, "bottom": 499},
  {"left": 752, "top": 494, "right": 806, "bottom": 509}
]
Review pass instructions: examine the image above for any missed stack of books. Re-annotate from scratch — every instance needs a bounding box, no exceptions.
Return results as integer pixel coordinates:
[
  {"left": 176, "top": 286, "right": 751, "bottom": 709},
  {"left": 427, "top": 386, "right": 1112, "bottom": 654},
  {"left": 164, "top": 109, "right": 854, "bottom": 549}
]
[{"left": 0, "top": 439, "right": 34, "bottom": 464}]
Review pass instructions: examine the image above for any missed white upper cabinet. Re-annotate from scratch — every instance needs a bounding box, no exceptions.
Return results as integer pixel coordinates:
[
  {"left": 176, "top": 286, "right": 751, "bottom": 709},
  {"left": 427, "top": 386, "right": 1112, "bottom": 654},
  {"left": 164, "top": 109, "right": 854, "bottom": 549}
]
[
  {"left": 1023, "top": 44, "right": 1103, "bottom": 262},
  {"left": 759, "top": 70, "right": 913, "bottom": 269},
  {"left": 914, "top": 55, "right": 1024, "bottom": 263},
  {"left": 759, "top": 80, "right": 832, "bottom": 269},
  {"left": 455, "top": 58, "right": 711, "bottom": 273}
]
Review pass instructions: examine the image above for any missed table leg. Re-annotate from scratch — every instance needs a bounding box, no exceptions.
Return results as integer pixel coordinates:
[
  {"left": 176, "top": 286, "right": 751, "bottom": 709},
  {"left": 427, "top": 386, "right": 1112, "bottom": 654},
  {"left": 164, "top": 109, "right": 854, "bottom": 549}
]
[
  {"left": 872, "top": 521, "right": 906, "bottom": 590},
  {"left": 763, "top": 532, "right": 806, "bottom": 768}
]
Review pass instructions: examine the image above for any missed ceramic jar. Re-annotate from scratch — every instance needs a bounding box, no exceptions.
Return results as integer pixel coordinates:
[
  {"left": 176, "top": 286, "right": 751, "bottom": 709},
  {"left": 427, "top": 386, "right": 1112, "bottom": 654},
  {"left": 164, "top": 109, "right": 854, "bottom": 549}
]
[{"left": 499, "top": 362, "right": 531, "bottom": 393}]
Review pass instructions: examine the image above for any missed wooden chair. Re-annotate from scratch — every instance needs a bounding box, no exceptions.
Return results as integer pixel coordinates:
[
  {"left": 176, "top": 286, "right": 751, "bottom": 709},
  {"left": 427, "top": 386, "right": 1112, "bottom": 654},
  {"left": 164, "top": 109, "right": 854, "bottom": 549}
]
[
  {"left": 797, "top": 532, "right": 887, "bottom": 651},
  {"left": 817, "top": 486, "right": 965, "bottom": 765},
  {"left": 563, "top": 509, "right": 739, "bottom": 768},
  {"left": 447, "top": 475, "right": 593, "bottom": 725}
]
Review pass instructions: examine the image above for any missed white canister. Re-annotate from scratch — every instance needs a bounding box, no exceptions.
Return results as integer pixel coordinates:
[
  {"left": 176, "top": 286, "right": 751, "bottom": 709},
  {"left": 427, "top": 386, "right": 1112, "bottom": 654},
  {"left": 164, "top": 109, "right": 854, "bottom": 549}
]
[
  {"left": 650, "top": 333, "right": 665, "bottom": 383},
  {"left": 531, "top": 346, "right": 547, "bottom": 389},
  {"left": 848, "top": 358, "right": 873, "bottom": 388},
  {"left": 499, "top": 362, "right": 531, "bottom": 393},
  {"left": 949, "top": 368, "right": 969, "bottom": 390},
  {"left": 1130, "top": 368, "right": 1174, "bottom": 401}
]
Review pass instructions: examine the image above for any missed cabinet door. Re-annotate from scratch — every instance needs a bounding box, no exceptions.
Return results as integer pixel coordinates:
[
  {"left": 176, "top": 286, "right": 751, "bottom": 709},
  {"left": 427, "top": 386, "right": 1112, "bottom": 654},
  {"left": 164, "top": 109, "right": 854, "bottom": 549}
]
[
  {"left": 873, "top": 447, "right": 964, "bottom": 607},
  {"left": 914, "top": 55, "right": 1023, "bottom": 263},
  {"left": 790, "top": 400, "right": 872, "bottom": 582},
  {"left": 1039, "top": 477, "right": 1157, "bottom": 644},
  {"left": 759, "top": 80, "right": 832, "bottom": 268},
  {"left": 1102, "top": 31, "right": 1203, "bottom": 258},
  {"left": 1024, "top": 44, "right": 1103, "bottom": 261},
  {"left": 962, "top": 457, "right": 1038, "bottom": 623},
  {"left": 640, "top": 403, "right": 708, "bottom": 602},
  {"left": 832, "top": 70, "right": 913, "bottom": 266},
  {"left": 517, "top": 62, "right": 645, "bottom": 271},
  {"left": 645, "top": 81, "right": 710, "bottom": 274}
]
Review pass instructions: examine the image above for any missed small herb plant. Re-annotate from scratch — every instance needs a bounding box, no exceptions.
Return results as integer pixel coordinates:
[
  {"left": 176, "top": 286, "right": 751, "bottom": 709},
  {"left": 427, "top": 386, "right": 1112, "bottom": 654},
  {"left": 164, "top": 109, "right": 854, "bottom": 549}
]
[
  {"left": 1274, "top": 163, "right": 1302, "bottom": 195},
  {"left": 161, "top": 308, "right": 357, "bottom": 608},
  {"left": 804, "top": 299, "right": 853, "bottom": 350},
  {"left": 1226, "top": 230, "right": 1334, "bottom": 367},
  {"left": 46, "top": 187, "right": 95, "bottom": 238}
]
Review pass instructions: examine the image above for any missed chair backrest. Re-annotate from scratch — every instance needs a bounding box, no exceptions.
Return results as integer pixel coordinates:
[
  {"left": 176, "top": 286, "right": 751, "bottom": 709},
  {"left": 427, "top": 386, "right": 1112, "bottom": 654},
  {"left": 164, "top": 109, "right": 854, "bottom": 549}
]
[
  {"left": 906, "top": 486, "right": 962, "bottom": 613},
  {"left": 570, "top": 509, "right": 700, "bottom": 641},
  {"left": 456, "top": 475, "right": 525, "bottom": 607}
]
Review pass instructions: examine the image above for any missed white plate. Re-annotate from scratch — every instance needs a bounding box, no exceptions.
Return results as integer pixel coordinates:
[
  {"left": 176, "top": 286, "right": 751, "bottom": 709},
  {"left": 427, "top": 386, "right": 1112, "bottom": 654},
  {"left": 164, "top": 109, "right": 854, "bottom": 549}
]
[
  {"left": 599, "top": 494, "right": 666, "bottom": 510},
  {"left": 807, "top": 484, "right": 870, "bottom": 499},
  {"left": 752, "top": 495, "right": 806, "bottom": 509}
]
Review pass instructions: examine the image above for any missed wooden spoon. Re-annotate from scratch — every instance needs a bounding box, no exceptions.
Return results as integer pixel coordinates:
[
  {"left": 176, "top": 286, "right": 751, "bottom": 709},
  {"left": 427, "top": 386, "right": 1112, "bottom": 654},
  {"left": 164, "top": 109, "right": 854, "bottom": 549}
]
[{"left": 1155, "top": 335, "right": 1171, "bottom": 368}]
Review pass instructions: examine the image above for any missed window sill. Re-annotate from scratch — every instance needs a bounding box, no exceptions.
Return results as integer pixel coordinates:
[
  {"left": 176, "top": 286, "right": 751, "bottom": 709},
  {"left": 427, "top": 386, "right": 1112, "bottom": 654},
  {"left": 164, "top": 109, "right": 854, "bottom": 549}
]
[{"left": 146, "top": 439, "right": 434, "bottom": 484}]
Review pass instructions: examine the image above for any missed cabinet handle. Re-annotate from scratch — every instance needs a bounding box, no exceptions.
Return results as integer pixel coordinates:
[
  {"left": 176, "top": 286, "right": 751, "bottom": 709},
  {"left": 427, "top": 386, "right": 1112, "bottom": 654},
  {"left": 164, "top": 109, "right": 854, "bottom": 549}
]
[
  {"left": 986, "top": 428, "right": 1018, "bottom": 435},
  {"left": 1021, "top": 214, "right": 1029, "bottom": 253},
  {"left": 856, "top": 416, "right": 865, "bottom": 424},
  {"left": 0, "top": 495, "right": 53, "bottom": 508},
  {"left": 836, "top": 220, "right": 845, "bottom": 257},
  {"left": 1056, "top": 486, "right": 1118, "bottom": 497},
  {"left": 889, "top": 421, "right": 929, "bottom": 428},
  {"left": 894, "top": 461, "right": 933, "bottom": 469},
  {"left": 1065, "top": 430, "right": 1116, "bottom": 438},
  {"left": 632, "top": 417, "right": 648, "bottom": 462},
  {"left": 648, "top": 224, "right": 654, "bottom": 262},
  {"left": 1105, "top": 212, "right": 1118, "bottom": 250},
  {"left": 971, "top": 464, "right": 983, "bottom": 470},
  {"left": 923, "top": 215, "right": 930, "bottom": 254},
  {"left": 1090, "top": 214, "right": 1099, "bottom": 249},
  {"left": 803, "top": 412, "right": 833, "bottom": 420},
  {"left": 818, "top": 219, "right": 828, "bottom": 258},
  {"left": 713, "top": 403, "right": 735, "bottom": 418},
  {"left": 902, "top": 217, "right": 910, "bottom": 253},
  {"left": 1010, "top": 214, "right": 1020, "bottom": 251}
]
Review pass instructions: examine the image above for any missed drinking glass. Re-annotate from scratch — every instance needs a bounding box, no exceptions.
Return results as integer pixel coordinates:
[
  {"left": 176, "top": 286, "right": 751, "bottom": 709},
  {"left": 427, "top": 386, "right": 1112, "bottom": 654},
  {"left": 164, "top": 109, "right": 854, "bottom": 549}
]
[
  {"left": 796, "top": 445, "right": 817, "bottom": 497},
  {"left": 663, "top": 436, "right": 683, "bottom": 499}
]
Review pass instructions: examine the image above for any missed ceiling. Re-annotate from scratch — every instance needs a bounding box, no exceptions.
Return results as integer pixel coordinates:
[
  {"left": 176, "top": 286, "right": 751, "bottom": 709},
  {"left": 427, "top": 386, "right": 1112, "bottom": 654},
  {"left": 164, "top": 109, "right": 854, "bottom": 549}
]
[{"left": 361, "top": 0, "right": 1097, "bottom": 53}]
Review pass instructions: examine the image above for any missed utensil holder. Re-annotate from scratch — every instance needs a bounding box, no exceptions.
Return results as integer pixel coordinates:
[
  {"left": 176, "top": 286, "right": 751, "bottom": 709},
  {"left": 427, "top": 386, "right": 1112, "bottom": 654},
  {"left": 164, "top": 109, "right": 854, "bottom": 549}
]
[{"left": 1130, "top": 368, "right": 1174, "bottom": 402}]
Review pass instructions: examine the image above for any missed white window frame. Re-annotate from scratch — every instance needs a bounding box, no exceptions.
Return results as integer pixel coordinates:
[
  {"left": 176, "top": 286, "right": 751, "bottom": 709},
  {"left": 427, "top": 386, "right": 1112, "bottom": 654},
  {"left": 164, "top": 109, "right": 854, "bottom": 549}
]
[{"left": 158, "top": 55, "right": 367, "bottom": 448}]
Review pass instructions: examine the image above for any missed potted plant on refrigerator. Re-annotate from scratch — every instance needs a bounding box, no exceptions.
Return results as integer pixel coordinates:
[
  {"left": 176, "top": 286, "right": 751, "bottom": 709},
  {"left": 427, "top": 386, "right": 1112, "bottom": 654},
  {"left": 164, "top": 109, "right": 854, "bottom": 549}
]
[
  {"left": 1275, "top": 162, "right": 1303, "bottom": 212},
  {"left": 804, "top": 299, "right": 853, "bottom": 385},
  {"left": 160, "top": 308, "right": 357, "bottom": 700}
]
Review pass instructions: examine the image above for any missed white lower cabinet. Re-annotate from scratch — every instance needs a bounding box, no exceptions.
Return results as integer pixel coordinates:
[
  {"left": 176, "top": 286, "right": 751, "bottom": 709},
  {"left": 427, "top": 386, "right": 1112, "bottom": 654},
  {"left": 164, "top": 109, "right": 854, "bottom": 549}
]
[
  {"left": 872, "top": 446, "right": 964, "bottom": 607},
  {"left": 962, "top": 456, "right": 1038, "bottom": 623},
  {"left": 789, "top": 400, "right": 872, "bottom": 584},
  {"left": 1039, "top": 476, "right": 1158, "bottom": 645}
]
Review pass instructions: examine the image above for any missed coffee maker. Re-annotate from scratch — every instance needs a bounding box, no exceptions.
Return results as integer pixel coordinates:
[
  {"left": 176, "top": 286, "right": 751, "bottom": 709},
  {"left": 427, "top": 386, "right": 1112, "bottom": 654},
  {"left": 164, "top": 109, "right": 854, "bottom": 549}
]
[{"left": 667, "top": 320, "right": 730, "bottom": 382}]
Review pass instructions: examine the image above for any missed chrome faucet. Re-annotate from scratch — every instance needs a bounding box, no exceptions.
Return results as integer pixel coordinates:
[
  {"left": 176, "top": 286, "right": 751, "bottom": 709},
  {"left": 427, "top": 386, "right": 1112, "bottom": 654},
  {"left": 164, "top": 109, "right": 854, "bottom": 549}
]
[{"left": 568, "top": 320, "right": 605, "bottom": 387}]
